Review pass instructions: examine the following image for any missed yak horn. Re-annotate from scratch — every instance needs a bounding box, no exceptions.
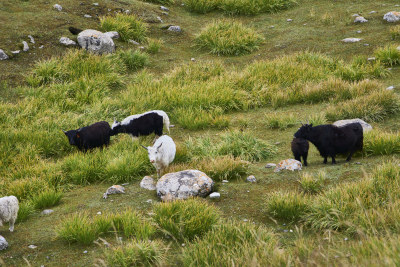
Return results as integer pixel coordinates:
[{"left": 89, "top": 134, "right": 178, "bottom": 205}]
[{"left": 140, "top": 144, "right": 148, "bottom": 150}]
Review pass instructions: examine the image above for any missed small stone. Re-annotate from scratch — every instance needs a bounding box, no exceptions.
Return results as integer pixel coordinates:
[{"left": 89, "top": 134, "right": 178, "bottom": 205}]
[
  {"left": 265, "top": 163, "right": 276, "bottom": 168},
  {"left": 28, "top": 35, "right": 35, "bottom": 44},
  {"left": 84, "top": 14, "right": 92, "bottom": 18},
  {"left": 59, "top": 37, "right": 76, "bottom": 46},
  {"left": 162, "top": 12, "right": 169, "bottom": 16},
  {"left": 181, "top": 3, "right": 185, "bottom": 6},
  {"left": 352, "top": 14, "right": 360, "bottom": 17},
  {"left": 167, "top": 26, "right": 181, "bottom": 32},
  {"left": 209, "top": 192, "right": 220, "bottom": 199},
  {"left": 344, "top": 237, "right": 348, "bottom": 241},
  {"left": 28, "top": 245, "right": 37, "bottom": 249},
  {"left": 0, "top": 236, "right": 8, "bottom": 250},
  {"left": 53, "top": 4, "right": 62, "bottom": 11},
  {"left": 83, "top": 250, "right": 88, "bottom": 254},
  {"left": 121, "top": 183, "right": 129, "bottom": 186},
  {"left": 222, "top": 180, "right": 229, "bottom": 183},
  {"left": 287, "top": 19, "right": 293, "bottom": 22},
  {"left": 341, "top": 38, "right": 362, "bottom": 43},
  {"left": 283, "top": 223, "right": 286, "bottom": 226},
  {"left": 396, "top": 4, "right": 400, "bottom": 7},
  {"left": 369, "top": 11, "right": 377, "bottom": 14},
  {"left": 0, "top": 49, "right": 9, "bottom": 60},
  {"left": 397, "top": 46, "right": 400, "bottom": 51},
  {"left": 354, "top": 16, "right": 368, "bottom": 23},
  {"left": 246, "top": 175, "right": 256, "bottom": 183},
  {"left": 283, "top": 229, "right": 289, "bottom": 233},
  {"left": 108, "top": 8, "right": 111, "bottom": 11},
  {"left": 129, "top": 39, "right": 140, "bottom": 45},
  {"left": 356, "top": 30, "right": 362, "bottom": 33},
  {"left": 289, "top": 229, "right": 293, "bottom": 232},
  {"left": 191, "top": 58, "right": 195, "bottom": 61},
  {"left": 269, "top": 25, "right": 275, "bottom": 28},
  {"left": 303, "top": 23, "right": 307, "bottom": 26},
  {"left": 22, "top": 41, "right": 29, "bottom": 51},
  {"left": 124, "top": 10, "right": 130, "bottom": 14},
  {"left": 146, "top": 199, "right": 153, "bottom": 203},
  {"left": 355, "top": 162, "right": 362, "bottom": 165},
  {"left": 41, "top": 209, "right": 54, "bottom": 215},
  {"left": 334, "top": 255, "right": 339, "bottom": 259},
  {"left": 39, "top": 45, "right": 44, "bottom": 49},
  {"left": 367, "top": 57, "right": 375, "bottom": 61},
  {"left": 157, "top": 16, "right": 163, "bottom": 23},
  {"left": 139, "top": 46, "right": 145, "bottom": 50},
  {"left": 97, "top": 211, "right": 102, "bottom": 215},
  {"left": 182, "top": 243, "right": 185, "bottom": 247},
  {"left": 364, "top": 43, "right": 369, "bottom": 46},
  {"left": 103, "top": 185, "right": 125, "bottom": 199},
  {"left": 243, "top": 219, "right": 248, "bottom": 222},
  {"left": 275, "top": 142, "right": 281, "bottom": 145},
  {"left": 386, "top": 86, "right": 395, "bottom": 90},
  {"left": 11, "top": 50, "right": 20, "bottom": 54},
  {"left": 118, "top": 237, "right": 123, "bottom": 242},
  {"left": 93, "top": 2, "right": 99, "bottom": 5},
  {"left": 160, "top": 6, "right": 169, "bottom": 11}
]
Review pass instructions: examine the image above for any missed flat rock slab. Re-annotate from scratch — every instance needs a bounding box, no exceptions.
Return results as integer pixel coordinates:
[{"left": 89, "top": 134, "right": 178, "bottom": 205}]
[
  {"left": 156, "top": 170, "right": 214, "bottom": 202},
  {"left": 342, "top": 38, "right": 362, "bottom": 43},
  {"left": 103, "top": 185, "right": 125, "bottom": 199},
  {"left": 77, "top": 29, "right": 115, "bottom": 54},
  {"left": 274, "top": 159, "right": 302, "bottom": 172},
  {"left": 333, "top": 118, "right": 372, "bottom": 132}
]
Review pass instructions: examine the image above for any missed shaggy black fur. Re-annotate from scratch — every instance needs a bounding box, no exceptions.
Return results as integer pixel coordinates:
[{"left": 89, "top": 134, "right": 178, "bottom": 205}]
[
  {"left": 291, "top": 137, "right": 309, "bottom": 166},
  {"left": 69, "top": 27, "right": 83, "bottom": 35},
  {"left": 111, "top": 112, "right": 164, "bottom": 138},
  {"left": 64, "top": 121, "right": 111, "bottom": 152}
]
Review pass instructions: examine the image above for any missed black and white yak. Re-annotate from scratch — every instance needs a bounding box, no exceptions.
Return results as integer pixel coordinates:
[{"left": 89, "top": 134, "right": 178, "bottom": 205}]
[
  {"left": 111, "top": 110, "right": 170, "bottom": 141},
  {"left": 63, "top": 121, "right": 112, "bottom": 152},
  {"left": 294, "top": 123, "right": 363, "bottom": 164}
]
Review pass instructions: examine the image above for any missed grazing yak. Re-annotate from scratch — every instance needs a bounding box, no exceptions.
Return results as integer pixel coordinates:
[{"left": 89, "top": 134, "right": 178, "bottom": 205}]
[
  {"left": 111, "top": 110, "right": 170, "bottom": 141},
  {"left": 291, "top": 138, "right": 309, "bottom": 166},
  {"left": 294, "top": 123, "right": 363, "bottom": 164},
  {"left": 63, "top": 121, "right": 111, "bottom": 152}
]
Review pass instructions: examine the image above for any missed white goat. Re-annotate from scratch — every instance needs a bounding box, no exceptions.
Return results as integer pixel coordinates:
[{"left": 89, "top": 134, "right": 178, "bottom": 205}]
[
  {"left": 0, "top": 196, "right": 19, "bottom": 232},
  {"left": 141, "top": 135, "right": 176, "bottom": 178}
]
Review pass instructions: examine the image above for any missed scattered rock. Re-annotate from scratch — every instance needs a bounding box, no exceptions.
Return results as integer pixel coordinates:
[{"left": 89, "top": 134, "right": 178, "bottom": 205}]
[
  {"left": 355, "top": 162, "right": 362, "bottom": 165},
  {"left": 128, "top": 39, "right": 140, "bottom": 45},
  {"left": 265, "top": 163, "right": 276, "bottom": 168},
  {"left": 222, "top": 180, "right": 229, "bottom": 183},
  {"left": 243, "top": 219, "right": 248, "bottom": 222},
  {"left": 191, "top": 58, "right": 195, "bottom": 61},
  {"left": 342, "top": 38, "right": 362, "bottom": 43},
  {"left": 104, "top": 31, "right": 120, "bottom": 39},
  {"left": 11, "top": 50, "right": 20, "bottom": 55},
  {"left": 333, "top": 118, "right": 372, "bottom": 132},
  {"left": 28, "top": 245, "right": 37, "bottom": 249},
  {"left": 41, "top": 209, "right": 54, "bottom": 215},
  {"left": 246, "top": 175, "right": 256, "bottom": 183},
  {"left": 84, "top": 14, "right": 92, "bottom": 18},
  {"left": 140, "top": 176, "right": 156, "bottom": 191},
  {"left": 22, "top": 41, "right": 29, "bottom": 51},
  {"left": 103, "top": 185, "right": 125, "bottom": 199},
  {"left": 356, "top": 30, "right": 362, "bottom": 33},
  {"left": 121, "top": 183, "right": 129, "bottom": 186},
  {"left": 93, "top": 2, "right": 99, "bottom": 6},
  {"left": 344, "top": 237, "right": 349, "bottom": 241},
  {"left": 369, "top": 11, "right": 377, "bottom": 14},
  {"left": 167, "top": 26, "right": 182, "bottom": 32},
  {"left": 160, "top": 6, "right": 169, "bottom": 11},
  {"left": 367, "top": 57, "right": 376, "bottom": 61},
  {"left": 83, "top": 250, "right": 88, "bottom": 254},
  {"left": 354, "top": 16, "right": 368, "bottom": 23},
  {"left": 162, "top": 12, "right": 169, "bottom": 16},
  {"left": 209, "top": 192, "right": 220, "bottom": 199},
  {"left": 157, "top": 16, "right": 163, "bottom": 23},
  {"left": 53, "top": 4, "right": 62, "bottom": 11},
  {"left": 383, "top": 11, "right": 400, "bottom": 22},
  {"left": 386, "top": 85, "right": 395, "bottom": 90},
  {"left": 124, "top": 10, "right": 131, "bottom": 14},
  {"left": 275, "top": 142, "right": 281, "bottom": 145},
  {"left": 287, "top": 19, "right": 293, "bottom": 22},
  {"left": 28, "top": 35, "right": 35, "bottom": 44},
  {"left": 352, "top": 14, "right": 360, "bottom": 17},
  {"left": 59, "top": 37, "right": 76, "bottom": 46},
  {"left": 39, "top": 45, "right": 44, "bottom": 49},
  {"left": 274, "top": 159, "right": 302, "bottom": 172},
  {"left": 397, "top": 46, "right": 400, "bottom": 51},
  {"left": 0, "top": 236, "right": 8, "bottom": 250},
  {"left": 0, "top": 49, "right": 9, "bottom": 60},
  {"left": 146, "top": 199, "right": 153, "bottom": 203},
  {"left": 97, "top": 211, "right": 102, "bottom": 215},
  {"left": 156, "top": 170, "right": 214, "bottom": 202},
  {"left": 269, "top": 25, "right": 275, "bottom": 28},
  {"left": 77, "top": 29, "right": 115, "bottom": 54},
  {"left": 139, "top": 46, "right": 145, "bottom": 50}
]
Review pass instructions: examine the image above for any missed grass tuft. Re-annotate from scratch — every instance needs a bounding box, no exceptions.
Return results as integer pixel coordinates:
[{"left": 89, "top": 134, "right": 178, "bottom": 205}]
[
  {"left": 299, "top": 172, "right": 325, "bottom": 194},
  {"left": 31, "top": 189, "right": 63, "bottom": 209},
  {"left": 266, "top": 191, "right": 310, "bottom": 222},
  {"left": 364, "top": 130, "right": 400, "bottom": 156},
  {"left": 117, "top": 49, "right": 149, "bottom": 71},
  {"left": 100, "top": 14, "right": 147, "bottom": 42},
  {"left": 374, "top": 45, "right": 400, "bottom": 66}
]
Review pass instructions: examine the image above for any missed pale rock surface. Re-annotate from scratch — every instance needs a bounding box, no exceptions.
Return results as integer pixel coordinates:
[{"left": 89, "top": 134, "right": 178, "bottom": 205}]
[
  {"left": 77, "top": 29, "right": 115, "bottom": 54},
  {"left": 274, "top": 159, "right": 302, "bottom": 172},
  {"left": 103, "top": 185, "right": 125, "bottom": 199},
  {"left": 59, "top": 37, "right": 76, "bottom": 46},
  {"left": 0, "top": 236, "right": 8, "bottom": 250},
  {"left": 140, "top": 176, "right": 156, "bottom": 191},
  {"left": 383, "top": 11, "right": 400, "bottom": 22},
  {"left": 342, "top": 38, "right": 362, "bottom": 43},
  {"left": 0, "top": 49, "right": 8, "bottom": 60},
  {"left": 333, "top": 118, "right": 372, "bottom": 132}
]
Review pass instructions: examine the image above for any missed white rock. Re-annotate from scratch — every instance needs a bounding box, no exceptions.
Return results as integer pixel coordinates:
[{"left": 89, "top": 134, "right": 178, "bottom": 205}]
[
  {"left": 41, "top": 209, "right": 54, "bottom": 215},
  {"left": 383, "top": 11, "right": 400, "bottom": 22},
  {"left": 397, "top": 46, "right": 400, "bottom": 51},
  {"left": 28, "top": 245, "right": 37, "bottom": 249},
  {"left": 246, "top": 175, "right": 256, "bottom": 183},
  {"left": 287, "top": 19, "right": 293, "bottom": 22},
  {"left": 22, "top": 41, "right": 29, "bottom": 51},
  {"left": 93, "top": 2, "right": 99, "bottom": 5},
  {"left": 386, "top": 86, "right": 395, "bottom": 90},
  {"left": 104, "top": 31, "right": 120, "bottom": 39},
  {"left": 160, "top": 6, "right": 169, "bottom": 11},
  {"left": 303, "top": 23, "right": 307, "bottom": 26},
  {"left": 156, "top": 170, "right": 214, "bottom": 202},
  {"left": 140, "top": 176, "right": 156, "bottom": 191},
  {"left": 162, "top": 12, "right": 169, "bottom": 16},
  {"left": 356, "top": 30, "right": 362, "bottom": 33},
  {"left": 97, "top": 211, "right": 102, "bottom": 215},
  {"left": 364, "top": 43, "right": 369, "bottom": 46},
  {"left": 274, "top": 159, "right": 302, "bottom": 172},
  {"left": 84, "top": 14, "right": 92, "bottom": 18},
  {"left": 28, "top": 35, "right": 35, "bottom": 44},
  {"left": 146, "top": 199, "right": 153, "bottom": 203},
  {"left": 352, "top": 14, "right": 360, "bottom": 17},
  {"left": 39, "top": 45, "right": 44, "bottom": 49},
  {"left": 103, "top": 185, "right": 125, "bottom": 199},
  {"left": 77, "top": 29, "right": 115, "bottom": 54},
  {"left": 0, "top": 49, "right": 8, "bottom": 60},
  {"left": 124, "top": 10, "right": 130, "bottom": 14},
  {"left": 222, "top": 180, "right": 229, "bottom": 183},
  {"left": 53, "top": 4, "right": 62, "bottom": 11},
  {"left": 342, "top": 38, "right": 362, "bottom": 43},
  {"left": 59, "top": 37, "right": 76, "bottom": 46},
  {"left": 265, "top": 163, "right": 276, "bottom": 168},
  {"left": 333, "top": 118, "right": 372, "bottom": 132},
  {"left": 0, "top": 236, "right": 8, "bottom": 250},
  {"left": 209, "top": 192, "right": 220, "bottom": 199},
  {"left": 367, "top": 57, "right": 376, "bottom": 61},
  {"left": 157, "top": 16, "right": 163, "bottom": 23},
  {"left": 191, "top": 58, "right": 195, "bottom": 61},
  {"left": 369, "top": 11, "right": 377, "bottom": 14},
  {"left": 11, "top": 50, "right": 20, "bottom": 54},
  {"left": 83, "top": 250, "right": 88, "bottom": 254},
  {"left": 269, "top": 25, "right": 275, "bottom": 28},
  {"left": 354, "top": 16, "right": 368, "bottom": 23},
  {"left": 167, "top": 26, "right": 181, "bottom": 32},
  {"left": 129, "top": 39, "right": 140, "bottom": 45}
]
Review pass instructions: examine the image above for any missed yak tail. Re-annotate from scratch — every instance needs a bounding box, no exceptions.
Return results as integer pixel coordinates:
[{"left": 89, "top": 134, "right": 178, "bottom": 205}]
[
  {"left": 162, "top": 113, "right": 170, "bottom": 134},
  {"left": 69, "top": 27, "right": 83, "bottom": 35}
]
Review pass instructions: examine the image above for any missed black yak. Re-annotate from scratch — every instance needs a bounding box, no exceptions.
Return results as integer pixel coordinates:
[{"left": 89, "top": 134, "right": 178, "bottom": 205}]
[
  {"left": 291, "top": 138, "right": 309, "bottom": 166},
  {"left": 294, "top": 123, "right": 363, "bottom": 164},
  {"left": 63, "top": 121, "right": 111, "bottom": 152}
]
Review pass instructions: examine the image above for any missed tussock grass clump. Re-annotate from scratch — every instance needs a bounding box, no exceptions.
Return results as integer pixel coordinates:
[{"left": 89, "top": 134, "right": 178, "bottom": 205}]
[
  {"left": 307, "top": 113, "right": 327, "bottom": 126},
  {"left": 265, "top": 113, "right": 298, "bottom": 129},
  {"left": 364, "top": 130, "right": 400, "bottom": 156},
  {"left": 182, "top": 0, "right": 218, "bottom": 13},
  {"left": 117, "top": 49, "right": 149, "bottom": 71},
  {"left": 194, "top": 20, "right": 264, "bottom": 56},
  {"left": 142, "top": 0, "right": 174, "bottom": 5},
  {"left": 153, "top": 199, "right": 220, "bottom": 242},
  {"left": 390, "top": 25, "right": 400, "bottom": 40},
  {"left": 100, "top": 14, "right": 147, "bottom": 42},
  {"left": 57, "top": 213, "right": 99, "bottom": 245},
  {"left": 326, "top": 90, "right": 400, "bottom": 122},
  {"left": 104, "top": 240, "right": 167, "bottom": 267},
  {"left": 111, "top": 209, "right": 156, "bottom": 240},
  {"left": 146, "top": 38, "right": 163, "bottom": 54},
  {"left": 172, "top": 107, "right": 229, "bottom": 130},
  {"left": 299, "top": 172, "right": 325, "bottom": 194},
  {"left": 31, "top": 189, "right": 62, "bottom": 209},
  {"left": 374, "top": 45, "right": 400, "bottom": 66},
  {"left": 17, "top": 201, "right": 35, "bottom": 222},
  {"left": 182, "top": 221, "right": 282, "bottom": 266},
  {"left": 266, "top": 191, "right": 310, "bottom": 222}
]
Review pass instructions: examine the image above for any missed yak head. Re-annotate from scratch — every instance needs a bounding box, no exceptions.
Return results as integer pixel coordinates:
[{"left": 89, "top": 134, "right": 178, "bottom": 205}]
[
  {"left": 63, "top": 129, "right": 81, "bottom": 146},
  {"left": 141, "top": 143, "right": 163, "bottom": 164},
  {"left": 294, "top": 124, "right": 313, "bottom": 139}
]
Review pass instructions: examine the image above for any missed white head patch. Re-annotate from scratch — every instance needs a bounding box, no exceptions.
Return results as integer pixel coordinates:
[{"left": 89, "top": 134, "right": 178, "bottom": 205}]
[{"left": 111, "top": 121, "right": 120, "bottom": 129}]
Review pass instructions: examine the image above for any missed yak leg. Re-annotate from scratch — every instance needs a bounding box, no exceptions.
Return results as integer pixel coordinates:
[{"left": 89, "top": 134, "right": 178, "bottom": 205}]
[
  {"left": 331, "top": 156, "right": 336, "bottom": 164},
  {"left": 9, "top": 218, "right": 15, "bottom": 232},
  {"left": 303, "top": 152, "right": 308, "bottom": 166},
  {"left": 294, "top": 154, "right": 301, "bottom": 162},
  {"left": 323, "top": 157, "right": 327, "bottom": 164},
  {"left": 346, "top": 150, "right": 356, "bottom": 161}
]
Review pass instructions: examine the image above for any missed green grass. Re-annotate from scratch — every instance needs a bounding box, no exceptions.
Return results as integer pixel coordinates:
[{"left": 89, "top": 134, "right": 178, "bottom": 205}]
[
  {"left": 146, "top": 38, "right": 163, "bottom": 54},
  {"left": 31, "top": 189, "right": 63, "bottom": 209},
  {"left": 100, "top": 13, "right": 148, "bottom": 42},
  {"left": 142, "top": 0, "right": 174, "bottom": 5},
  {"left": 364, "top": 130, "right": 400, "bottom": 155},
  {"left": 117, "top": 49, "right": 149, "bottom": 71},
  {"left": 390, "top": 25, "right": 400, "bottom": 40},
  {"left": 153, "top": 199, "right": 220, "bottom": 242},
  {"left": 374, "top": 44, "right": 400, "bottom": 66},
  {"left": 56, "top": 213, "right": 99, "bottom": 245},
  {"left": 266, "top": 191, "right": 310, "bottom": 222},
  {"left": 265, "top": 112, "right": 298, "bottom": 129},
  {"left": 194, "top": 20, "right": 264, "bottom": 56},
  {"left": 299, "top": 172, "right": 325, "bottom": 194},
  {"left": 17, "top": 201, "right": 35, "bottom": 223},
  {"left": 182, "top": 0, "right": 219, "bottom": 13}
]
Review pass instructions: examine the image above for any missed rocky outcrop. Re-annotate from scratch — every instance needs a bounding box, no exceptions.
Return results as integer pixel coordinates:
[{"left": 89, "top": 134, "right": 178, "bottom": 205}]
[
  {"left": 77, "top": 29, "right": 115, "bottom": 54},
  {"left": 333, "top": 119, "right": 372, "bottom": 132}
]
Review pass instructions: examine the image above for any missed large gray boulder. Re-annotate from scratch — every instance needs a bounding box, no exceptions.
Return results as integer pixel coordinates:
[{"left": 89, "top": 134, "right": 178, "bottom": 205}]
[
  {"left": 77, "top": 29, "right": 115, "bottom": 54},
  {"left": 383, "top": 11, "right": 400, "bottom": 22},
  {"left": 0, "top": 236, "right": 8, "bottom": 250},
  {"left": 156, "top": 170, "right": 214, "bottom": 202},
  {"left": 333, "top": 119, "right": 372, "bottom": 132}
]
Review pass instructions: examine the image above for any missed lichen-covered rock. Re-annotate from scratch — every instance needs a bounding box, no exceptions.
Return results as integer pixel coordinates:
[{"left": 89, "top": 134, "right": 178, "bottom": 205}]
[
  {"left": 103, "top": 185, "right": 125, "bottom": 199},
  {"left": 22, "top": 41, "right": 29, "bottom": 51},
  {"left": 342, "top": 38, "right": 362, "bottom": 43},
  {"left": 333, "top": 119, "right": 372, "bottom": 132},
  {"left": 246, "top": 175, "right": 256, "bottom": 183},
  {"left": 156, "top": 170, "right": 214, "bottom": 202},
  {"left": 77, "top": 29, "right": 115, "bottom": 54},
  {"left": 274, "top": 159, "right": 302, "bottom": 172},
  {"left": 354, "top": 16, "right": 368, "bottom": 23},
  {"left": 0, "top": 236, "right": 8, "bottom": 250},
  {"left": 0, "top": 49, "right": 8, "bottom": 60},
  {"left": 140, "top": 176, "right": 156, "bottom": 191},
  {"left": 383, "top": 11, "right": 400, "bottom": 22},
  {"left": 104, "top": 31, "right": 120, "bottom": 39},
  {"left": 53, "top": 4, "right": 62, "bottom": 11},
  {"left": 167, "top": 26, "right": 181, "bottom": 32},
  {"left": 59, "top": 37, "right": 76, "bottom": 46}
]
